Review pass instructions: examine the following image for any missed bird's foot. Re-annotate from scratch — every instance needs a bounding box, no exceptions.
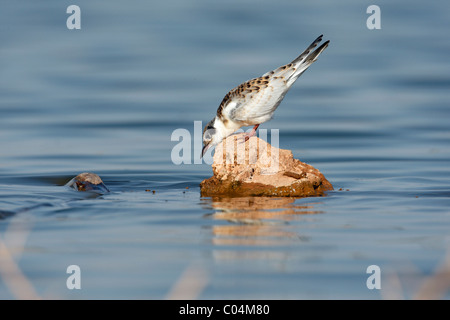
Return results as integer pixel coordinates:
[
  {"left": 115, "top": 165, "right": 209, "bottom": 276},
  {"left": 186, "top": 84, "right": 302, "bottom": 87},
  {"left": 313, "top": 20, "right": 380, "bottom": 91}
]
[
  {"left": 238, "top": 124, "right": 260, "bottom": 144},
  {"left": 237, "top": 132, "right": 256, "bottom": 144},
  {"left": 243, "top": 133, "right": 253, "bottom": 142}
]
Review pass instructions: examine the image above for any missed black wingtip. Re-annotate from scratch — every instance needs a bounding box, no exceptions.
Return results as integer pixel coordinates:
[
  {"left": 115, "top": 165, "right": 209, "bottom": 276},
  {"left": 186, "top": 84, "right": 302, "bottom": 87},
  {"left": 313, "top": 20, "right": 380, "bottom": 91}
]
[{"left": 314, "top": 40, "right": 330, "bottom": 54}]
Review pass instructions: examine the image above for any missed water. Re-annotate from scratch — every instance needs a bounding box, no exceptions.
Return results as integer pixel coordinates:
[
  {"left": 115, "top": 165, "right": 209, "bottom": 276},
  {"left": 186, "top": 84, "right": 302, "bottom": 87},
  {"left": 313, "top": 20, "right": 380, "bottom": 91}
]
[{"left": 0, "top": 0, "right": 449, "bottom": 299}]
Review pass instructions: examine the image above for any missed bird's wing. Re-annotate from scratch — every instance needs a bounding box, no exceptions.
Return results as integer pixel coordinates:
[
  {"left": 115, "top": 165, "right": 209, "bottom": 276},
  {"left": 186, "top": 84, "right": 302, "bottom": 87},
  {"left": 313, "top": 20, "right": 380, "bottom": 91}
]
[
  {"left": 217, "top": 75, "right": 288, "bottom": 124},
  {"left": 217, "top": 35, "right": 329, "bottom": 124}
]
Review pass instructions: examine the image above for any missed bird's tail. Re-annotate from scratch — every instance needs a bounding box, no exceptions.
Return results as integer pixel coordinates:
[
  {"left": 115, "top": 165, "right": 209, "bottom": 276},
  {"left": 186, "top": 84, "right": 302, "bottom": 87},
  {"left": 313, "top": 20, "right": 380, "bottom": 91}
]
[
  {"left": 288, "top": 35, "right": 329, "bottom": 86},
  {"left": 270, "top": 35, "right": 329, "bottom": 87}
]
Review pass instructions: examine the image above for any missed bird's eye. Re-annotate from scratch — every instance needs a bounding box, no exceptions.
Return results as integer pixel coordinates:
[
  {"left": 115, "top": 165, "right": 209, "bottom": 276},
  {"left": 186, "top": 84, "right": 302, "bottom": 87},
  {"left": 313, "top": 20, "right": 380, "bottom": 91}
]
[{"left": 203, "top": 124, "right": 216, "bottom": 142}]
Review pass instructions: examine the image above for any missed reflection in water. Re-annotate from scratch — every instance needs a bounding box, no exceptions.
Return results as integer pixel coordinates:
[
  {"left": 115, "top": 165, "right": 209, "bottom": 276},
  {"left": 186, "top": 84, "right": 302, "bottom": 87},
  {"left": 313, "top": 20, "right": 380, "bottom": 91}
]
[{"left": 206, "top": 197, "right": 324, "bottom": 250}]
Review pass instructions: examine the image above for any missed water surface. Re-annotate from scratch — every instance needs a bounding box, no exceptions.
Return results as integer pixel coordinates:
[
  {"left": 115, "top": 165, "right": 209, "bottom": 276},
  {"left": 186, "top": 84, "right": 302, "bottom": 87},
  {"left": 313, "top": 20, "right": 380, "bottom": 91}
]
[{"left": 0, "top": 0, "right": 449, "bottom": 299}]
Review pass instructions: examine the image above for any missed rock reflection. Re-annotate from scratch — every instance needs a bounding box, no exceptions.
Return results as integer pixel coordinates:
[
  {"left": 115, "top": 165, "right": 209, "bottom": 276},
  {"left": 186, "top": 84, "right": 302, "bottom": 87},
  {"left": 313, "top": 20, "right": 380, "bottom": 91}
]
[{"left": 207, "top": 197, "right": 324, "bottom": 249}]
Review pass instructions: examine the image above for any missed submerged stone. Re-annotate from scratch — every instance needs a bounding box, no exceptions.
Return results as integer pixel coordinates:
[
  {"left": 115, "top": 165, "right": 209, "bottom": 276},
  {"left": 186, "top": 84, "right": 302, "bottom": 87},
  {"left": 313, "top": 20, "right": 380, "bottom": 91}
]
[{"left": 66, "top": 172, "right": 110, "bottom": 193}]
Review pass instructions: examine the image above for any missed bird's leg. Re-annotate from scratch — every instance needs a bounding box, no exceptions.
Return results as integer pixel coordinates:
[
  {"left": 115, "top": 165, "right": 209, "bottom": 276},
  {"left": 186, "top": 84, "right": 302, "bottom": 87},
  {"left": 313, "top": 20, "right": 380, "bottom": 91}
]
[{"left": 244, "top": 124, "right": 260, "bottom": 142}]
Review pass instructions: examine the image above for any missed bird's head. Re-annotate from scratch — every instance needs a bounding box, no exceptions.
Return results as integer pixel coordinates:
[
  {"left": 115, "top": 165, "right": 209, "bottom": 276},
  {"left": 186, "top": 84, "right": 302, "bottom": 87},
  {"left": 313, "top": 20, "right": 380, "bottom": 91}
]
[{"left": 201, "top": 118, "right": 222, "bottom": 158}]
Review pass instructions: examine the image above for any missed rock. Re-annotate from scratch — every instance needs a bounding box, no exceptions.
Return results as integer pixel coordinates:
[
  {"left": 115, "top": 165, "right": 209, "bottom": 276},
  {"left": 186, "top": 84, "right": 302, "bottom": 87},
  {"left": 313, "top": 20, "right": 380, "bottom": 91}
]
[
  {"left": 66, "top": 172, "right": 110, "bottom": 193},
  {"left": 200, "top": 133, "right": 333, "bottom": 197}
]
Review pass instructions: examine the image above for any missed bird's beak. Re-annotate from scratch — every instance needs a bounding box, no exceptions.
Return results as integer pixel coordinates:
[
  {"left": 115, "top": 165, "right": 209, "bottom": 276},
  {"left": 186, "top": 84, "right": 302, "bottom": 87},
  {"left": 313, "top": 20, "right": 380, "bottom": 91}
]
[{"left": 201, "top": 144, "right": 210, "bottom": 159}]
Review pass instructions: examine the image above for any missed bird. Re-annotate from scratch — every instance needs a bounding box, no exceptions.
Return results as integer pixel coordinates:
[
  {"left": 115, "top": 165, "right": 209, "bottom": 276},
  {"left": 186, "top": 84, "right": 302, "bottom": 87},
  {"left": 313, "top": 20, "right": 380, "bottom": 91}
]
[{"left": 201, "top": 34, "right": 330, "bottom": 158}]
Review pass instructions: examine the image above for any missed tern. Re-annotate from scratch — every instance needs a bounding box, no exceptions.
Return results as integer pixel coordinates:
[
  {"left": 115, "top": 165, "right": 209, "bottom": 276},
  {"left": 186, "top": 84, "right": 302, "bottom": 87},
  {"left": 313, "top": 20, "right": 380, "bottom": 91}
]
[{"left": 201, "top": 34, "right": 329, "bottom": 158}]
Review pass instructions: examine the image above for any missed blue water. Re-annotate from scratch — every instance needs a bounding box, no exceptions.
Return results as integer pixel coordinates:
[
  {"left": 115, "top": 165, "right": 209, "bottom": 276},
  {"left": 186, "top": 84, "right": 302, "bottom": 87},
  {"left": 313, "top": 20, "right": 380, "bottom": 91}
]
[{"left": 0, "top": 0, "right": 449, "bottom": 299}]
